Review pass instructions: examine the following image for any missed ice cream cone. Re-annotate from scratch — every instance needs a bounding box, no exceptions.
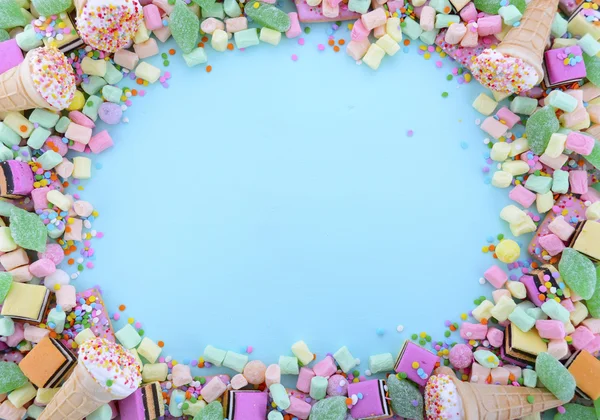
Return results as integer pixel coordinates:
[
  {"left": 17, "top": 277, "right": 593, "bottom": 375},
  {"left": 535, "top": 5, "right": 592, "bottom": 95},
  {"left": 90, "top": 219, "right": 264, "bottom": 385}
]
[
  {"left": 449, "top": 376, "right": 566, "bottom": 420},
  {"left": 495, "top": 0, "right": 560, "bottom": 85},
  {"left": 0, "top": 51, "right": 57, "bottom": 113},
  {"left": 73, "top": 0, "right": 87, "bottom": 17}
]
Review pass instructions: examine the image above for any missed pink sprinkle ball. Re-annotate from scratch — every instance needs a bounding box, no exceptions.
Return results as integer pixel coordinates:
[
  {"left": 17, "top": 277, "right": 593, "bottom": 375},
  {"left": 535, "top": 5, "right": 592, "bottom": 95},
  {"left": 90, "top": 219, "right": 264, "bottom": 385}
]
[
  {"left": 113, "top": 313, "right": 121, "bottom": 321},
  {"left": 318, "top": 44, "right": 325, "bottom": 51},
  {"left": 246, "top": 346, "right": 253, "bottom": 354},
  {"left": 135, "top": 322, "right": 142, "bottom": 328},
  {"left": 449, "top": 343, "right": 473, "bottom": 369},
  {"left": 435, "top": 61, "right": 443, "bottom": 68},
  {"left": 298, "top": 38, "right": 305, "bottom": 45},
  {"left": 291, "top": 54, "right": 298, "bottom": 61},
  {"left": 557, "top": 406, "right": 566, "bottom": 414}
]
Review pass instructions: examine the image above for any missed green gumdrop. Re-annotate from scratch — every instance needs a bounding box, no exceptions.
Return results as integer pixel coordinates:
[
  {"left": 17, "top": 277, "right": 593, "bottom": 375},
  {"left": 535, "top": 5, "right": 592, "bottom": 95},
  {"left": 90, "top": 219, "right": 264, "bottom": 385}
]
[
  {"left": 0, "top": 361, "right": 28, "bottom": 394},
  {"left": 474, "top": 0, "right": 525, "bottom": 14},
  {"left": 559, "top": 248, "right": 597, "bottom": 300},
  {"left": 0, "top": 272, "right": 13, "bottom": 304},
  {"left": 191, "top": 0, "right": 215, "bottom": 9},
  {"left": 0, "top": 29, "right": 9, "bottom": 41},
  {"left": 310, "top": 396, "right": 348, "bottom": 420},
  {"left": 526, "top": 106, "right": 560, "bottom": 155},
  {"left": 554, "top": 403, "right": 597, "bottom": 420},
  {"left": 583, "top": 53, "right": 600, "bottom": 88},
  {"left": 0, "top": 0, "right": 27, "bottom": 29},
  {"left": 535, "top": 352, "right": 575, "bottom": 401},
  {"left": 244, "top": 1, "right": 291, "bottom": 32},
  {"left": 387, "top": 374, "right": 424, "bottom": 420},
  {"left": 193, "top": 401, "right": 223, "bottom": 420},
  {"left": 169, "top": 1, "right": 199, "bottom": 54},
  {"left": 9, "top": 207, "right": 47, "bottom": 253},
  {"left": 31, "top": 0, "right": 71, "bottom": 16},
  {"left": 585, "top": 265, "right": 600, "bottom": 317}
]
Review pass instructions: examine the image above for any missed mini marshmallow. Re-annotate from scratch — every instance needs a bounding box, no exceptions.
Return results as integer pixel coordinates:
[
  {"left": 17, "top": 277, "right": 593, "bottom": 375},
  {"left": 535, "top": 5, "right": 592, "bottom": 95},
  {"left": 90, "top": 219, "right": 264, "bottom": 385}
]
[
  {"left": 571, "top": 326, "right": 595, "bottom": 350},
  {"left": 491, "top": 170, "right": 512, "bottom": 188},
  {"left": 24, "top": 324, "right": 50, "bottom": 343},
  {"left": 506, "top": 281, "right": 526, "bottom": 299},
  {"left": 490, "top": 295, "right": 516, "bottom": 322},
  {"left": 64, "top": 122, "right": 92, "bottom": 145},
  {"left": 477, "top": 15, "right": 502, "bottom": 36},
  {"left": 460, "top": 3, "right": 477, "bottom": 23},
  {"left": 296, "top": 367, "right": 315, "bottom": 393},
  {"left": 143, "top": 4, "right": 162, "bottom": 30},
  {"left": 28, "top": 258, "right": 55, "bottom": 277},
  {"left": 587, "top": 201, "right": 600, "bottom": 220},
  {"left": 312, "top": 355, "right": 336, "bottom": 377},
  {"left": 472, "top": 300, "right": 494, "bottom": 322},
  {"left": 461, "top": 23, "right": 478, "bottom": 47},
  {"left": 548, "top": 216, "right": 575, "bottom": 241},
  {"left": 470, "top": 362, "right": 491, "bottom": 384},
  {"left": 291, "top": 340, "right": 313, "bottom": 365},
  {"left": 569, "top": 170, "right": 588, "bottom": 195},
  {"left": 200, "top": 377, "right": 227, "bottom": 403},
  {"left": 286, "top": 12, "right": 301, "bottom": 38},
  {"left": 81, "top": 57, "right": 106, "bottom": 77},
  {"left": 135, "top": 62, "right": 161, "bottom": 84},
  {"left": 88, "top": 130, "right": 113, "bottom": 153},
  {"left": 570, "top": 302, "right": 589, "bottom": 326},
  {"left": 55, "top": 158, "right": 74, "bottom": 179},
  {"left": 201, "top": 18, "right": 225, "bottom": 34},
  {"left": 536, "top": 319, "right": 565, "bottom": 339},
  {"left": 0, "top": 248, "right": 28, "bottom": 271},
  {"left": 542, "top": 299, "right": 570, "bottom": 322},
  {"left": 55, "top": 284, "right": 76, "bottom": 312},
  {"left": 509, "top": 138, "right": 529, "bottom": 157},
  {"left": 74, "top": 200, "right": 94, "bottom": 217},
  {"left": 501, "top": 160, "right": 529, "bottom": 176},
  {"left": 472, "top": 93, "right": 498, "bottom": 116},
  {"left": 420, "top": 6, "right": 435, "bottom": 31},
  {"left": 508, "top": 185, "right": 536, "bottom": 208},
  {"left": 142, "top": 363, "right": 168, "bottom": 382},
  {"left": 490, "top": 142, "right": 511, "bottom": 161},
  {"left": 361, "top": 8, "right": 386, "bottom": 30},
  {"left": 203, "top": 345, "right": 226, "bottom": 366},
  {"left": 375, "top": 34, "right": 400, "bottom": 56},
  {"left": 10, "top": 265, "right": 32, "bottom": 283},
  {"left": 444, "top": 22, "right": 466, "bottom": 44},
  {"left": 72, "top": 156, "right": 92, "bottom": 180},
  {"left": 566, "top": 131, "right": 595, "bottom": 156},
  {"left": 287, "top": 397, "right": 311, "bottom": 419},
  {"left": 260, "top": 28, "right": 281, "bottom": 45},
  {"left": 547, "top": 339, "right": 569, "bottom": 360},
  {"left": 346, "top": 39, "right": 370, "bottom": 61},
  {"left": 133, "top": 38, "right": 159, "bottom": 59},
  {"left": 362, "top": 44, "right": 385, "bottom": 70},
  {"left": 484, "top": 265, "right": 508, "bottom": 288},
  {"left": 538, "top": 234, "right": 565, "bottom": 256},
  {"left": 536, "top": 191, "right": 554, "bottom": 214},
  {"left": 385, "top": 17, "right": 402, "bottom": 42},
  {"left": 47, "top": 190, "right": 71, "bottom": 211},
  {"left": 225, "top": 16, "right": 247, "bottom": 33},
  {"left": 499, "top": 205, "right": 527, "bottom": 225},
  {"left": 231, "top": 374, "right": 248, "bottom": 390},
  {"left": 545, "top": 133, "right": 567, "bottom": 158},
  {"left": 211, "top": 29, "right": 229, "bottom": 52},
  {"left": 460, "top": 322, "right": 487, "bottom": 340},
  {"left": 480, "top": 117, "right": 508, "bottom": 139},
  {"left": 171, "top": 364, "right": 193, "bottom": 387},
  {"left": 490, "top": 367, "right": 510, "bottom": 385},
  {"left": 265, "top": 364, "right": 281, "bottom": 387},
  {"left": 496, "top": 107, "right": 520, "bottom": 129}
]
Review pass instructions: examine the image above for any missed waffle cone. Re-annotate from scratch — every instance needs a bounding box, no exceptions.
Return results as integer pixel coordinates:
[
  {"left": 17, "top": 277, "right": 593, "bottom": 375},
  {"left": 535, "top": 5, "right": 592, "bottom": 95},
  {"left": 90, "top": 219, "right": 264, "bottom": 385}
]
[
  {"left": 0, "top": 51, "right": 55, "bottom": 113},
  {"left": 450, "top": 376, "right": 566, "bottom": 420},
  {"left": 74, "top": 0, "right": 87, "bottom": 16},
  {"left": 495, "top": 0, "right": 559, "bottom": 85},
  {"left": 37, "top": 363, "right": 121, "bottom": 420}
]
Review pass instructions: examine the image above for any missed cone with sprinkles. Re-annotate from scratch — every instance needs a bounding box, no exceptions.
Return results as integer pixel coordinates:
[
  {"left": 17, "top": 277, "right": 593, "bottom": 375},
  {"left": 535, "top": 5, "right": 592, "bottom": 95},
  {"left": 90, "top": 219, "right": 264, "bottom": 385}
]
[{"left": 38, "top": 338, "right": 142, "bottom": 420}]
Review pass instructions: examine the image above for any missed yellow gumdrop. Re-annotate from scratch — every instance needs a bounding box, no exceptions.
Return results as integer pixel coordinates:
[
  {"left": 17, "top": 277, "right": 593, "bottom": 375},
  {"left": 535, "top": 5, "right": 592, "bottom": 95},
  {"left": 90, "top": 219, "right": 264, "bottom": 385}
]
[
  {"left": 495, "top": 239, "right": 520, "bottom": 263},
  {"left": 67, "top": 90, "right": 85, "bottom": 111}
]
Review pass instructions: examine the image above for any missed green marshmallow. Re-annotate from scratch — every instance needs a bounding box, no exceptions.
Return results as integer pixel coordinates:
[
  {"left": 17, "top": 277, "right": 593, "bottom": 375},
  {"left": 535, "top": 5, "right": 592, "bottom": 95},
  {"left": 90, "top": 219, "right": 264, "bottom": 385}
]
[
  {"left": 115, "top": 324, "right": 142, "bottom": 349},
  {"left": 27, "top": 404, "right": 43, "bottom": 419},
  {"left": 585, "top": 265, "right": 600, "bottom": 317},
  {"left": 541, "top": 298, "right": 570, "bottom": 322},
  {"left": 269, "top": 383, "right": 290, "bottom": 410},
  {"left": 548, "top": 91, "right": 578, "bottom": 113},
  {"left": 27, "top": 127, "right": 51, "bottom": 149},
  {"left": 0, "top": 122, "right": 21, "bottom": 147},
  {"left": 193, "top": 401, "right": 223, "bottom": 420},
  {"left": 508, "top": 306, "right": 535, "bottom": 332},
  {"left": 434, "top": 14, "right": 460, "bottom": 29},
  {"left": 0, "top": 361, "right": 28, "bottom": 394},
  {"left": 333, "top": 346, "right": 357, "bottom": 373},
  {"left": 244, "top": 1, "right": 290, "bottom": 32},
  {"left": 559, "top": 248, "right": 597, "bottom": 300},
  {"left": 87, "top": 404, "right": 112, "bottom": 420},
  {"left": 0, "top": 29, "right": 9, "bottom": 41},
  {"left": 552, "top": 169, "right": 569, "bottom": 194},
  {"left": 170, "top": 1, "right": 199, "bottom": 53},
  {"left": 102, "top": 85, "right": 123, "bottom": 103},
  {"left": 401, "top": 17, "right": 423, "bottom": 40},
  {"left": 82, "top": 76, "right": 107, "bottom": 96},
  {"left": 16, "top": 26, "right": 43, "bottom": 51},
  {"left": 585, "top": 139, "right": 600, "bottom": 170},
  {"left": 234, "top": 29, "right": 259, "bottom": 49},
  {"left": 510, "top": 96, "right": 538, "bottom": 115},
  {"left": 554, "top": 403, "right": 597, "bottom": 420},
  {"left": 0, "top": 272, "right": 13, "bottom": 304},
  {"left": 169, "top": 389, "right": 185, "bottom": 417},
  {"left": 419, "top": 29, "right": 439, "bottom": 46},
  {"left": 526, "top": 307, "right": 546, "bottom": 321},
  {"left": 368, "top": 353, "right": 394, "bottom": 374},
  {"left": 37, "top": 150, "right": 62, "bottom": 170},
  {"left": 0, "top": 201, "right": 17, "bottom": 217},
  {"left": 348, "top": 0, "right": 369, "bottom": 13},
  {"left": 17, "top": 146, "right": 32, "bottom": 162},
  {"left": 310, "top": 396, "right": 348, "bottom": 420},
  {"left": 223, "top": 0, "right": 240, "bottom": 17},
  {"left": 551, "top": 13, "right": 568, "bottom": 38},
  {"left": 473, "top": 350, "right": 499, "bottom": 368},
  {"left": 29, "top": 108, "right": 60, "bottom": 129},
  {"left": 535, "top": 352, "right": 575, "bottom": 401},
  {"left": 31, "top": 0, "right": 71, "bottom": 16},
  {"left": 103, "top": 62, "right": 123, "bottom": 85},
  {"left": 429, "top": 0, "right": 450, "bottom": 12},
  {"left": 0, "top": 316, "right": 15, "bottom": 336},
  {"left": 0, "top": 0, "right": 27, "bottom": 29},
  {"left": 203, "top": 345, "right": 226, "bottom": 366},
  {"left": 522, "top": 368, "right": 537, "bottom": 388},
  {"left": 498, "top": 5, "right": 521, "bottom": 25},
  {"left": 201, "top": 2, "right": 224, "bottom": 18},
  {"left": 267, "top": 411, "right": 283, "bottom": 420},
  {"left": 0, "top": 144, "right": 13, "bottom": 162},
  {"left": 279, "top": 356, "right": 299, "bottom": 375},
  {"left": 83, "top": 95, "right": 102, "bottom": 121},
  {"left": 9, "top": 207, "right": 47, "bottom": 253},
  {"left": 183, "top": 48, "right": 208, "bottom": 67},
  {"left": 55, "top": 116, "right": 71, "bottom": 134},
  {"left": 525, "top": 175, "right": 552, "bottom": 194},
  {"left": 387, "top": 374, "right": 423, "bottom": 419},
  {"left": 309, "top": 376, "right": 327, "bottom": 400},
  {"left": 526, "top": 106, "right": 560, "bottom": 154},
  {"left": 222, "top": 351, "right": 248, "bottom": 373}
]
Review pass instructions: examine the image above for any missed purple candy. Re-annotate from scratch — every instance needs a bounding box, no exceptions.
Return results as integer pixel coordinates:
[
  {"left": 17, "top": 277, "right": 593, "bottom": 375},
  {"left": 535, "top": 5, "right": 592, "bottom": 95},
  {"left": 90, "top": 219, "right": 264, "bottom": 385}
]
[{"left": 98, "top": 102, "right": 123, "bottom": 125}]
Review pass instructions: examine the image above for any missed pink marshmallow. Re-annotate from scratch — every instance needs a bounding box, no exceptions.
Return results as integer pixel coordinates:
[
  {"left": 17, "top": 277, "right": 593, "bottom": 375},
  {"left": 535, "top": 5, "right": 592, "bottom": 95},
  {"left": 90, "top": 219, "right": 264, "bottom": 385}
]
[
  {"left": 566, "top": 131, "right": 595, "bottom": 155},
  {"left": 547, "top": 339, "right": 569, "bottom": 360},
  {"left": 492, "top": 289, "right": 511, "bottom": 303},
  {"left": 201, "top": 17, "right": 225, "bottom": 34},
  {"left": 582, "top": 318, "right": 600, "bottom": 334},
  {"left": 538, "top": 234, "right": 565, "bottom": 257},
  {"left": 480, "top": 117, "right": 508, "bottom": 139},
  {"left": 548, "top": 216, "right": 575, "bottom": 241},
  {"left": 0, "top": 248, "right": 28, "bottom": 271},
  {"left": 6, "top": 323, "right": 24, "bottom": 348},
  {"left": 496, "top": 107, "right": 520, "bottom": 129},
  {"left": 28, "top": 258, "right": 56, "bottom": 277},
  {"left": 55, "top": 158, "right": 74, "bottom": 179},
  {"left": 487, "top": 327, "right": 504, "bottom": 348},
  {"left": 296, "top": 367, "right": 315, "bottom": 393},
  {"left": 64, "top": 218, "right": 83, "bottom": 242},
  {"left": 582, "top": 187, "right": 600, "bottom": 204},
  {"left": 0, "top": 39, "right": 24, "bottom": 75},
  {"left": 154, "top": 26, "right": 171, "bottom": 42},
  {"left": 286, "top": 13, "right": 301, "bottom": 38},
  {"left": 484, "top": 265, "right": 508, "bottom": 288},
  {"left": 459, "top": 2, "right": 477, "bottom": 22},
  {"left": 419, "top": 6, "right": 435, "bottom": 31},
  {"left": 67, "top": 111, "right": 95, "bottom": 129},
  {"left": 68, "top": 141, "right": 86, "bottom": 152},
  {"left": 561, "top": 107, "right": 589, "bottom": 128},
  {"left": 387, "top": 0, "right": 404, "bottom": 10},
  {"left": 346, "top": 39, "right": 370, "bottom": 61},
  {"left": 55, "top": 284, "right": 76, "bottom": 312},
  {"left": 225, "top": 17, "right": 248, "bottom": 33},
  {"left": 508, "top": 185, "right": 536, "bottom": 208},
  {"left": 539, "top": 153, "right": 568, "bottom": 170},
  {"left": 571, "top": 326, "right": 595, "bottom": 350},
  {"left": 143, "top": 4, "right": 163, "bottom": 30},
  {"left": 265, "top": 364, "right": 280, "bottom": 387},
  {"left": 477, "top": 15, "right": 502, "bottom": 36},
  {"left": 373, "top": 24, "right": 386, "bottom": 39},
  {"left": 460, "top": 23, "right": 478, "bottom": 47},
  {"left": 585, "top": 335, "right": 600, "bottom": 355},
  {"left": 88, "top": 130, "right": 114, "bottom": 154},
  {"left": 31, "top": 186, "right": 50, "bottom": 211},
  {"left": 582, "top": 83, "right": 600, "bottom": 102},
  {"left": 23, "top": 324, "right": 50, "bottom": 343},
  {"left": 172, "top": 364, "right": 193, "bottom": 387},
  {"left": 113, "top": 49, "right": 140, "bottom": 70},
  {"left": 231, "top": 374, "right": 248, "bottom": 390},
  {"left": 45, "top": 135, "right": 68, "bottom": 156},
  {"left": 38, "top": 243, "right": 65, "bottom": 265},
  {"left": 9, "top": 265, "right": 32, "bottom": 283},
  {"left": 351, "top": 18, "right": 369, "bottom": 41},
  {"left": 313, "top": 356, "right": 337, "bottom": 377},
  {"left": 490, "top": 367, "right": 510, "bottom": 385},
  {"left": 133, "top": 38, "right": 159, "bottom": 59},
  {"left": 360, "top": 8, "right": 386, "bottom": 30},
  {"left": 569, "top": 170, "right": 588, "bottom": 195},
  {"left": 460, "top": 322, "right": 488, "bottom": 340},
  {"left": 470, "top": 362, "right": 490, "bottom": 384},
  {"left": 200, "top": 377, "right": 226, "bottom": 403},
  {"left": 536, "top": 319, "right": 565, "bottom": 340},
  {"left": 445, "top": 22, "right": 467, "bottom": 44},
  {"left": 65, "top": 122, "right": 92, "bottom": 145},
  {"left": 560, "top": 298, "right": 575, "bottom": 312},
  {"left": 287, "top": 397, "right": 311, "bottom": 420},
  {"left": 503, "top": 364, "right": 521, "bottom": 380}
]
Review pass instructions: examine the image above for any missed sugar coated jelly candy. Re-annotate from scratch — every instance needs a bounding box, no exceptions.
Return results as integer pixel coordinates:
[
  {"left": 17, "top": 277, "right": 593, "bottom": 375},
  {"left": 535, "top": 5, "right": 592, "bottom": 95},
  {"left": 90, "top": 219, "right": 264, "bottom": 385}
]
[
  {"left": 9, "top": 207, "right": 47, "bottom": 253},
  {"left": 244, "top": 1, "right": 291, "bottom": 32},
  {"left": 169, "top": 0, "right": 200, "bottom": 54},
  {"left": 193, "top": 401, "right": 223, "bottom": 420},
  {"left": 310, "top": 396, "right": 348, "bottom": 420},
  {"left": 31, "top": 0, "right": 72, "bottom": 16},
  {"left": 387, "top": 374, "right": 424, "bottom": 419},
  {"left": 585, "top": 265, "right": 600, "bottom": 317},
  {"left": 0, "top": 361, "right": 28, "bottom": 394},
  {"left": 535, "top": 352, "right": 576, "bottom": 401},
  {"left": 554, "top": 403, "right": 597, "bottom": 420},
  {"left": 0, "top": 29, "right": 9, "bottom": 42},
  {"left": 0, "top": 272, "right": 12, "bottom": 304},
  {"left": 558, "top": 248, "right": 597, "bottom": 300},
  {"left": 0, "top": 0, "right": 27, "bottom": 29},
  {"left": 473, "top": 0, "right": 525, "bottom": 14},
  {"left": 526, "top": 106, "right": 560, "bottom": 155},
  {"left": 583, "top": 53, "right": 600, "bottom": 89}
]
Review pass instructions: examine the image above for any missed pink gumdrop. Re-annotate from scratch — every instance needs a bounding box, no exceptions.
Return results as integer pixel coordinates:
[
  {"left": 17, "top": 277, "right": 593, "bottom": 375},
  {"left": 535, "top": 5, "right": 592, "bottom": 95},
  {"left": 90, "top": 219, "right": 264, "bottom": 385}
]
[
  {"left": 44, "top": 136, "right": 69, "bottom": 156},
  {"left": 29, "top": 258, "right": 56, "bottom": 277},
  {"left": 242, "top": 360, "right": 266, "bottom": 385},
  {"left": 449, "top": 343, "right": 474, "bottom": 369},
  {"left": 326, "top": 374, "right": 348, "bottom": 396},
  {"left": 38, "top": 243, "right": 65, "bottom": 265}
]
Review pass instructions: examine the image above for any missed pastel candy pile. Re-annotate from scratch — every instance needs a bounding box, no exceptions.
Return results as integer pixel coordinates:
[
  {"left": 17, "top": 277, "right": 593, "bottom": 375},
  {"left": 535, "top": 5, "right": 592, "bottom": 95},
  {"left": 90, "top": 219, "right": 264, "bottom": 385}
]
[{"left": 535, "top": 352, "right": 576, "bottom": 401}]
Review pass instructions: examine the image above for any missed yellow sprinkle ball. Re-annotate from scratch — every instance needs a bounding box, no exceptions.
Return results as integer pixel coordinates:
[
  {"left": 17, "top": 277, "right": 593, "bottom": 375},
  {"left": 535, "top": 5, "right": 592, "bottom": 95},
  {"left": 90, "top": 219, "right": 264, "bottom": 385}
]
[
  {"left": 495, "top": 239, "right": 520, "bottom": 263},
  {"left": 128, "top": 317, "right": 135, "bottom": 324},
  {"left": 67, "top": 90, "right": 85, "bottom": 111},
  {"left": 53, "top": 284, "right": 61, "bottom": 291},
  {"left": 412, "top": 361, "right": 420, "bottom": 369}
]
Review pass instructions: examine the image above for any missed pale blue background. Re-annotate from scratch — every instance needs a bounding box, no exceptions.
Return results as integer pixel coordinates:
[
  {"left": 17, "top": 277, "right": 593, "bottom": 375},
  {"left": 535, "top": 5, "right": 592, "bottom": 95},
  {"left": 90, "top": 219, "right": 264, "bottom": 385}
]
[{"left": 72, "top": 26, "right": 515, "bottom": 374}]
